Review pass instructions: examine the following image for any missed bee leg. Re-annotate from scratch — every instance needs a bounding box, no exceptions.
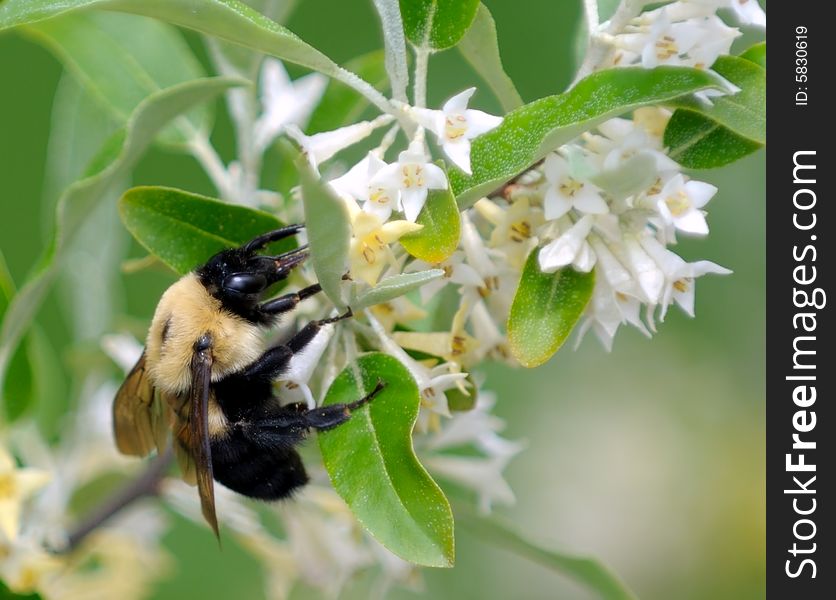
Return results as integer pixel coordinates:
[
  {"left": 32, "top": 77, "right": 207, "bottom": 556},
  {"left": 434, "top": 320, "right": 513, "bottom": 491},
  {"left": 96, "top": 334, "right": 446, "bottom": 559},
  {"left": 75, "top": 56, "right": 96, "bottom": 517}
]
[
  {"left": 257, "top": 381, "right": 385, "bottom": 433},
  {"left": 257, "top": 283, "right": 322, "bottom": 318},
  {"left": 242, "top": 224, "right": 304, "bottom": 254},
  {"left": 240, "top": 310, "right": 353, "bottom": 381}
]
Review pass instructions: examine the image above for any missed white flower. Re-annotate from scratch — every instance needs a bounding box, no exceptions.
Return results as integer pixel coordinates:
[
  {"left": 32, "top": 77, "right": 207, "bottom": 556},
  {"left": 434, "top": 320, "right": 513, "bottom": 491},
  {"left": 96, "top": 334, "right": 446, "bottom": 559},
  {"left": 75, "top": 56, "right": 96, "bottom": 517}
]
[
  {"left": 575, "top": 277, "right": 648, "bottom": 351},
  {"left": 280, "top": 486, "right": 375, "bottom": 598},
  {"left": 638, "top": 10, "right": 740, "bottom": 70},
  {"left": 254, "top": 59, "right": 327, "bottom": 152},
  {"left": 423, "top": 395, "right": 523, "bottom": 514},
  {"left": 370, "top": 142, "right": 448, "bottom": 222},
  {"left": 406, "top": 250, "right": 484, "bottom": 304},
  {"left": 648, "top": 174, "right": 716, "bottom": 236},
  {"left": 727, "top": 0, "right": 766, "bottom": 27},
  {"left": 639, "top": 235, "right": 731, "bottom": 319},
  {"left": 0, "top": 445, "right": 50, "bottom": 542},
  {"left": 365, "top": 311, "right": 468, "bottom": 431},
  {"left": 538, "top": 215, "right": 597, "bottom": 273},
  {"left": 276, "top": 326, "right": 335, "bottom": 409},
  {"left": 412, "top": 87, "right": 503, "bottom": 174},
  {"left": 347, "top": 207, "right": 422, "bottom": 285},
  {"left": 286, "top": 116, "right": 391, "bottom": 171},
  {"left": 542, "top": 153, "right": 608, "bottom": 220},
  {"left": 329, "top": 152, "right": 399, "bottom": 221},
  {"left": 672, "top": 0, "right": 766, "bottom": 28}
]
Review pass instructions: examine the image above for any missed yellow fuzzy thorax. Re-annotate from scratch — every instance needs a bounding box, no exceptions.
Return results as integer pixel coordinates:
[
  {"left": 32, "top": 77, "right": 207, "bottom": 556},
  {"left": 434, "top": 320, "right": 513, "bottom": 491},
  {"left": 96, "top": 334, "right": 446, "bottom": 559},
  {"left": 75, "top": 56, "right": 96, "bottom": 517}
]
[{"left": 145, "top": 273, "right": 265, "bottom": 395}]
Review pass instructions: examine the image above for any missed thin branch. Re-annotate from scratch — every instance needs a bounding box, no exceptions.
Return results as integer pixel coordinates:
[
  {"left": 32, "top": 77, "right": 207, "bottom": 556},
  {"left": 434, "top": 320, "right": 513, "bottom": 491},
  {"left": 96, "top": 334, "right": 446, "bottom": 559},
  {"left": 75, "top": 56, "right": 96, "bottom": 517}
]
[
  {"left": 188, "top": 134, "right": 234, "bottom": 200},
  {"left": 571, "top": 0, "right": 648, "bottom": 87},
  {"left": 583, "top": 0, "right": 600, "bottom": 37},
  {"left": 413, "top": 46, "right": 430, "bottom": 109},
  {"left": 58, "top": 449, "right": 174, "bottom": 554}
]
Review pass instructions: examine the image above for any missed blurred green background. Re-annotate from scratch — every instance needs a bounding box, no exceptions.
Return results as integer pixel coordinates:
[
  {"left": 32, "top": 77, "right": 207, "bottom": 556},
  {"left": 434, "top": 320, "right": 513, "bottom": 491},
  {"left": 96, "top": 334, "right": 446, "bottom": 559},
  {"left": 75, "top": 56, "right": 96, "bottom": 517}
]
[{"left": 0, "top": 1, "right": 764, "bottom": 598}]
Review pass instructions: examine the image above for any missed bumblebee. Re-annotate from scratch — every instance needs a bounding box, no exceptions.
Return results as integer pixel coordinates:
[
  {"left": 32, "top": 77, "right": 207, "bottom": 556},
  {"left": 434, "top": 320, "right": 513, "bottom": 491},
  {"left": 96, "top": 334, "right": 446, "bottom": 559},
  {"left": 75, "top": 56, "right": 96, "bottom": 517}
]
[{"left": 113, "top": 225, "right": 381, "bottom": 535}]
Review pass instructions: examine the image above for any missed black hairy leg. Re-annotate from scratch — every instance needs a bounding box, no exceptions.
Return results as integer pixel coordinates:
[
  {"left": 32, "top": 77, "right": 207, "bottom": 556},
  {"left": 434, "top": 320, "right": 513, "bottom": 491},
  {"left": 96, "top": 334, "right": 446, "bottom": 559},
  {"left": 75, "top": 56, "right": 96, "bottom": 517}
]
[
  {"left": 210, "top": 380, "right": 385, "bottom": 500},
  {"left": 236, "top": 309, "right": 354, "bottom": 383},
  {"left": 256, "top": 283, "right": 323, "bottom": 318},
  {"left": 242, "top": 224, "right": 304, "bottom": 253}
]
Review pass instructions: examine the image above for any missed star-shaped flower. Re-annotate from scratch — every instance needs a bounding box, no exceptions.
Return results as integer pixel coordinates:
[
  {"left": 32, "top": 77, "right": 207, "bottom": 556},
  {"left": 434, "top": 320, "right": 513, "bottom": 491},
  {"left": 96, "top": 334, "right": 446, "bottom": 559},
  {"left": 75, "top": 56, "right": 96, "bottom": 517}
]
[
  {"left": 542, "top": 153, "right": 609, "bottom": 220},
  {"left": 648, "top": 174, "right": 716, "bottom": 236},
  {"left": 329, "top": 152, "right": 400, "bottom": 221},
  {"left": 254, "top": 59, "right": 327, "bottom": 153},
  {"left": 348, "top": 208, "right": 422, "bottom": 285},
  {"left": 412, "top": 87, "right": 503, "bottom": 174},
  {"left": 370, "top": 142, "right": 448, "bottom": 222},
  {"left": 538, "top": 215, "right": 597, "bottom": 273}
]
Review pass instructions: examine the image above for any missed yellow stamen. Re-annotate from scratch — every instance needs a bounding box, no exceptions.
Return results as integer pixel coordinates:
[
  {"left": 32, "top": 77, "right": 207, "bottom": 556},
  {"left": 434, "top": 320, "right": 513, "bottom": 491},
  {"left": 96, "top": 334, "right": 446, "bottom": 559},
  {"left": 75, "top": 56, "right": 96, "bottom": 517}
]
[
  {"left": 655, "top": 35, "right": 679, "bottom": 60},
  {"left": 665, "top": 191, "right": 691, "bottom": 217},
  {"left": 444, "top": 114, "right": 468, "bottom": 140},
  {"left": 0, "top": 474, "right": 16, "bottom": 498},
  {"left": 559, "top": 177, "right": 584, "bottom": 197},
  {"left": 402, "top": 164, "right": 425, "bottom": 189}
]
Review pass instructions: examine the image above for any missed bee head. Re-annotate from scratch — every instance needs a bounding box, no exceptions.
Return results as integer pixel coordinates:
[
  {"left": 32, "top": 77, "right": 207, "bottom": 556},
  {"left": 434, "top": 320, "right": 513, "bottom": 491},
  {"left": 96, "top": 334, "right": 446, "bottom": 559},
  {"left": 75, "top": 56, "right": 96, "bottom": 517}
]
[{"left": 196, "top": 227, "right": 308, "bottom": 314}]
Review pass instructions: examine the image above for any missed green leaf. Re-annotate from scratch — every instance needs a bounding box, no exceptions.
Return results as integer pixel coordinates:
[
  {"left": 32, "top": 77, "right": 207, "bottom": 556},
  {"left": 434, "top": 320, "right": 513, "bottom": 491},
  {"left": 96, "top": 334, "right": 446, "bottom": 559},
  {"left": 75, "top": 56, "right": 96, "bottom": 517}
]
[
  {"left": 0, "top": 77, "right": 241, "bottom": 391},
  {"left": 0, "top": 253, "right": 36, "bottom": 423},
  {"left": 666, "top": 54, "right": 765, "bottom": 144},
  {"left": 400, "top": 0, "right": 480, "bottom": 50},
  {"left": 0, "top": 580, "right": 44, "bottom": 600},
  {"left": 664, "top": 53, "right": 765, "bottom": 169},
  {"left": 450, "top": 66, "right": 727, "bottom": 208},
  {"left": 298, "top": 158, "right": 350, "bottom": 307},
  {"left": 457, "top": 505, "right": 637, "bottom": 600},
  {"left": 400, "top": 171, "right": 461, "bottom": 263},
  {"left": 24, "top": 11, "right": 208, "bottom": 146},
  {"left": 507, "top": 250, "right": 594, "bottom": 368},
  {"left": 739, "top": 41, "right": 766, "bottom": 69},
  {"left": 353, "top": 270, "right": 444, "bottom": 310},
  {"left": 307, "top": 51, "right": 388, "bottom": 134},
  {"left": 664, "top": 109, "right": 761, "bottom": 169},
  {"left": 319, "top": 352, "right": 455, "bottom": 567},
  {"left": 0, "top": 0, "right": 388, "bottom": 112},
  {"left": 119, "top": 187, "right": 288, "bottom": 275},
  {"left": 457, "top": 3, "right": 523, "bottom": 112},
  {"left": 42, "top": 72, "right": 120, "bottom": 207}
]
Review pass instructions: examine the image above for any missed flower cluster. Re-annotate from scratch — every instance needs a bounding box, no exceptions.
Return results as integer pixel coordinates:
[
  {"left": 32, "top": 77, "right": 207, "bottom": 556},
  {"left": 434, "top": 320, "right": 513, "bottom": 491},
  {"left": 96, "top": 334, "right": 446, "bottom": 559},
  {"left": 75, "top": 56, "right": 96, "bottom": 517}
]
[{"left": 598, "top": 0, "right": 764, "bottom": 72}]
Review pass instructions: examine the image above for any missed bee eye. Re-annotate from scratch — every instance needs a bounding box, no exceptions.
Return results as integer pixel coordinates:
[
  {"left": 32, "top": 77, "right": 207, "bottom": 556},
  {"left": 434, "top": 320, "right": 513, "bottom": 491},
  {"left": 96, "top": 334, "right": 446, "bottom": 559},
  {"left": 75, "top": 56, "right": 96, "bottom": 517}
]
[{"left": 223, "top": 273, "right": 267, "bottom": 294}]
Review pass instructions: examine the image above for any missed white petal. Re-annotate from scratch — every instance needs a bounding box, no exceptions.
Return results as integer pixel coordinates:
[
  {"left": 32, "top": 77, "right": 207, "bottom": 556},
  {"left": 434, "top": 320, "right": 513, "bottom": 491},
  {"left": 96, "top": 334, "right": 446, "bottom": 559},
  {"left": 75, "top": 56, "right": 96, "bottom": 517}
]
[
  {"left": 674, "top": 209, "right": 709, "bottom": 235},
  {"left": 450, "top": 262, "right": 486, "bottom": 288},
  {"left": 423, "top": 162, "right": 449, "bottom": 189},
  {"left": 369, "top": 162, "right": 405, "bottom": 191},
  {"left": 538, "top": 216, "right": 594, "bottom": 272},
  {"left": 543, "top": 187, "right": 572, "bottom": 220},
  {"left": 329, "top": 154, "right": 373, "bottom": 200},
  {"left": 442, "top": 87, "right": 476, "bottom": 114},
  {"left": 442, "top": 139, "right": 472, "bottom": 174},
  {"left": 400, "top": 188, "right": 428, "bottom": 222},
  {"left": 363, "top": 198, "right": 394, "bottom": 222},
  {"left": 572, "top": 188, "right": 609, "bottom": 215},
  {"left": 689, "top": 260, "right": 732, "bottom": 277},
  {"left": 464, "top": 109, "right": 503, "bottom": 138},
  {"left": 624, "top": 236, "right": 665, "bottom": 303},
  {"left": 542, "top": 152, "right": 567, "bottom": 182},
  {"left": 411, "top": 107, "right": 445, "bottom": 137},
  {"left": 684, "top": 180, "right": 717, "bottom": 209}
]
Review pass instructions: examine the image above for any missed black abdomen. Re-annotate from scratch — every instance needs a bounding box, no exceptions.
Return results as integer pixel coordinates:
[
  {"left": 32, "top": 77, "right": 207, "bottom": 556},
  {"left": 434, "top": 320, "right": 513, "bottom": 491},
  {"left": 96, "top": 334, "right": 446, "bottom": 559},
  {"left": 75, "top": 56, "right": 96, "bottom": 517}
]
[{"left": 210, "top": 429, "right": 309, "bottom": 500}]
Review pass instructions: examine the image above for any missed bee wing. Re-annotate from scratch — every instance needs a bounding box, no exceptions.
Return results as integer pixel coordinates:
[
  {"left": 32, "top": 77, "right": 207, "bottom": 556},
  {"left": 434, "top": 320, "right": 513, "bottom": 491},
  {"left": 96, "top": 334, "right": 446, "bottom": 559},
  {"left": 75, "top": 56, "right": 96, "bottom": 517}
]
[
  {"left": 113, "top": 352, "right": 170, "bottom": 456},
  {"left": 189, "top": 343, "right": 220, "bottom": 539}
]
